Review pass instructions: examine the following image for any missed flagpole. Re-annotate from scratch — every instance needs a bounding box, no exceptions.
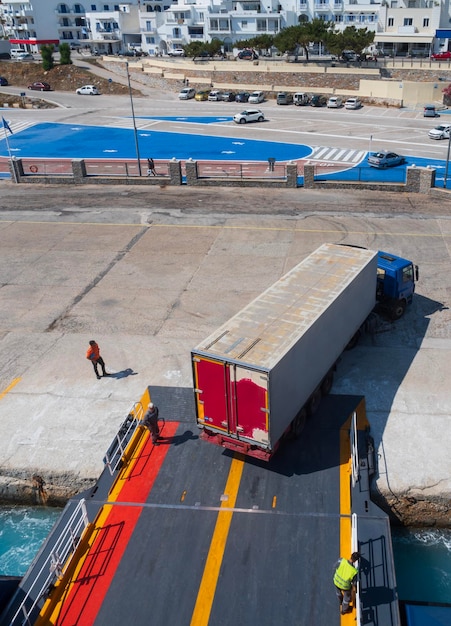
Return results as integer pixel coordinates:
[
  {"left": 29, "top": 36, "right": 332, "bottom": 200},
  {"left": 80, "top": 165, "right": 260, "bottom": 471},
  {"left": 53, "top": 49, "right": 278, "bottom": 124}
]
[{"left": 2, "top": 120, "right": 17, "bottom": 183}]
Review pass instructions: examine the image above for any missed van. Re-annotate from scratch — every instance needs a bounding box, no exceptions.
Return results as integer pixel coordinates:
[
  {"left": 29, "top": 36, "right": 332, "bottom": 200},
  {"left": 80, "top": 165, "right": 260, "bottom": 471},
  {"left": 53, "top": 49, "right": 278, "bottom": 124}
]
[
  {"left": 310, "top": 94, "right": 327, "bottom": 107},
  {"left": 10, "top": 49, "right": 27, "bottom": 58},
  {"left": 248, "top": 90, "right": 265, "bottom": 104},
  {"left": 293, "top": 92, "right": 310, "bottom": 106},
  {"left": 276, "top": 92, "right": 293, "bottom": 105},
  {"left": 424, "top": 104, "right": 439, "bottom": 118}
]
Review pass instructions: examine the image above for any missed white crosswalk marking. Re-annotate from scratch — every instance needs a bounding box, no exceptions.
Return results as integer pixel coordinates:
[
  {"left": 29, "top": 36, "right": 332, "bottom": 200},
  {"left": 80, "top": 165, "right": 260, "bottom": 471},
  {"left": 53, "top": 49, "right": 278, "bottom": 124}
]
[
  {"left": 1, "top": 120, "right": 36, "bottom": 135},
  {"left": 309, "top": 146, "right": 366, "bottom": 164}
]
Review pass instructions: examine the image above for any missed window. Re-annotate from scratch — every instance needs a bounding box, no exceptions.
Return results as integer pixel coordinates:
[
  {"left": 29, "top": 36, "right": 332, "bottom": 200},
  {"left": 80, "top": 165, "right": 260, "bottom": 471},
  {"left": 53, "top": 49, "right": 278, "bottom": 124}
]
[
  {"left": 103, "top": 4, "right": 109, "bottom": 9},
  {"left": 257, "top": 19, "right": 266, "bottom": 31},
  {"left": 198, "top": 12, "right": 204, "bottom": 20},
  {"left": 146, "top": 20, "right": 152, "bottom": 30},
  {"left": 335, "top": 14, "right": 343, "bottom": 21},
  {"left": 114, "top": 4, "right": 119, "bottom": 9},
  {"left": 423, "top": 17, "right": 429, "bottom": 27},
  {"left": 403, "top": 17, "right": 413, "bottom": 26},
  {"left": 146, "top": 36, "right": 155, "bottom": 43},
  {"left": 172, "top": 27, "right": 181, "bottom": 37},
  {"left": 388, "top": 17, "right": 394, "bottom": 26},
  {"left": 91, "top": 4, "right": 96, "bottom": 9},
  {"left": 241, "top": 20, "right": 248, "bottom": 27}
]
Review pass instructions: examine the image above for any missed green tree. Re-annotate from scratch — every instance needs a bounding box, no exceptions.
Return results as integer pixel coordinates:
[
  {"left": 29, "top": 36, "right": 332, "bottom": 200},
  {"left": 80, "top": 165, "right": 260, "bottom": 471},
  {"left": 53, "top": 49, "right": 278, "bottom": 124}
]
[
  {"left": 59, "top": 42, "right": 72, "bottom": 65},
  {"left": 329, "top": 26, "right": 375, "bottom": 58},
  {"left": 274, "top": 20, "right": 333, "bottom": 60},
  {"left": 40, "top": 44, "right": 55, "bottom": 70}
]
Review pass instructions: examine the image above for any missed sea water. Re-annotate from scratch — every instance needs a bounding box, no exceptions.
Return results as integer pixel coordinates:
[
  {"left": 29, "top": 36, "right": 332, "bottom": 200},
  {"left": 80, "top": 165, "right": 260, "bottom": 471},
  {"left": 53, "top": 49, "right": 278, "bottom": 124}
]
[
  {"left": 391, "top": 527, "right": 451, "bottom": 604},
  {"left": 0, "top": 506, "right": 61, "bottom": 577}
]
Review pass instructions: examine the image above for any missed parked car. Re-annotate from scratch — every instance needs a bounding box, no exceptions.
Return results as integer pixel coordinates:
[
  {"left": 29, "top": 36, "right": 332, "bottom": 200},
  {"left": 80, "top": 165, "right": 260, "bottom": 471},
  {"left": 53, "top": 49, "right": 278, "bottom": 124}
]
[
  {"left": 345, "top": 97, "right": 362, "bottom": 110},
  {"left": 195, "top": 90, "right": 209, "bottom": 101},
  {"left": 70, "top": 43, "right": 82, "bottom": 50},
  {"left": 368, "top": 150, "right": 406, "bottom": 169},
  {"left": 179, "top": 87, "right": 196, "bottom": 100},
  {"left": 327, "top": 96, "right": 343, "bottom": 108},
  {"left": 221, "top": 91, "right": 236, "bottom": 102},
  {"left": 277, "top": 92, "right": 293, "bottom": 105},
  {"left": 424, "top": 104, "right": 440, "bottom": 118},
  {"left": 248, "top": 90, "right": 264, "bottom": 104},
  {"left": 208, "top": 90, "right": 223, "bottom": 101},
  {"left": 341, "top": 50, "right": 359, "bottom": 62},
  {"left": 431, "top": 51, "right": 451, "bottom": 60},
  {"left": 237, "top": 49, "right": 258, "bottom": 60},
  {"left": 0, "top": 76, "right": 8, "bottom": 86},
  {"left": 235, "top": 92, "right": 250, "bottom": 103},
  {"left": 428, "top": 123, "right": 451, "bottom": 140},
  {"left": 310, "top": 94, "right": 327, "bottom": 107},
  {"left": 76, "top": 84, "right": 100, "bottom": 95},
  {"left": 293, "top": 92, "right": 310, "bottom": 106},
  {"left": 168, "top": 48, "right": 185, "bottom": 57},
  {"left": 14, "top": 52, "right": 34, "bottom": 61},
  {"left": 28, "top": 81, "right": 51, "bottom": 91},
  {"left": 233, "top": 109, "right": 265, "bottom": 124}
]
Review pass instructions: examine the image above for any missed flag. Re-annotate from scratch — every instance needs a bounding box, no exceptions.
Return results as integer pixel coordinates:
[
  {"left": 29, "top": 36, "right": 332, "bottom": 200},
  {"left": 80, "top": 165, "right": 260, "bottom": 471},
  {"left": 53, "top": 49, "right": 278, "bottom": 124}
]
[{"left": 2, "top": 117, "right": 13, "bottom": 135}]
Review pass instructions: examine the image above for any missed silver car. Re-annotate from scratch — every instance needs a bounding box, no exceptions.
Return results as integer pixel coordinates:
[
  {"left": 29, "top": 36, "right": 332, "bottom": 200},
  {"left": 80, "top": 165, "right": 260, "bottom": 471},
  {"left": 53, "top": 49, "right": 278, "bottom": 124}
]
[
  {"left": 233, "top": 109, "right": 265, "bottom": 124},
  {"left": 368, "top": 150, "right": 406, "bottom": 169}
]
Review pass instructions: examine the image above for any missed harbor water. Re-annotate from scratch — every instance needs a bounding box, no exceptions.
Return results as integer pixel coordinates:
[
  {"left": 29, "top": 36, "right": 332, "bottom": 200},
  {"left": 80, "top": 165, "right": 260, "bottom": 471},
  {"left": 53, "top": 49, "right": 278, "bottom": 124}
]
[
  {"left": 0, "top": 506, "right": 61, "bottom": 577},
  {"left": 0, "top": 507, "right": 450, "bottom": 605}
]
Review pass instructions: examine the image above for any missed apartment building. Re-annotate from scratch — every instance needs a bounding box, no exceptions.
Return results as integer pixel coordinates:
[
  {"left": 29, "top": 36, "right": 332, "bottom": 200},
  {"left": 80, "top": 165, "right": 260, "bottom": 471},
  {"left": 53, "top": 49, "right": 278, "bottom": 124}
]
[{"left": 0, "top": 0, "right": 448, "bottom": 56}]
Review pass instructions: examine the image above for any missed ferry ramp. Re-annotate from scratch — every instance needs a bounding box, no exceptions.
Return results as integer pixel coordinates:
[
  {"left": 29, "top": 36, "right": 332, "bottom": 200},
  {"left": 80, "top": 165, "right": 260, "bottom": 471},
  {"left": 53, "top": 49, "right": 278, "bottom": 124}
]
[{"left": 0, "top": 392, "right": 399, "bottom": 626}]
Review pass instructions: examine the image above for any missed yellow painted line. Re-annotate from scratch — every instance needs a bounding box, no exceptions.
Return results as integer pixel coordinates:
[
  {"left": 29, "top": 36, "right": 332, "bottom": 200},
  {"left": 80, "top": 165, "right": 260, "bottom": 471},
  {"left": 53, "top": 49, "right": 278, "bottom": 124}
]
[
  {"left": 190, "top": 455, "right": 245, "bottom": 626},
  {"left": 0, "top": 378, "right": 21, "bottom": 400}
]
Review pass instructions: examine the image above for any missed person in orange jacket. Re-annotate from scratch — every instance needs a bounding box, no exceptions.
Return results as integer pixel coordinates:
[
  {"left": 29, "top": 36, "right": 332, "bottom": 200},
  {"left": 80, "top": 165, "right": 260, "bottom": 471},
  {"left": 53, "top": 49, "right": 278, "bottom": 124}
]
[{"left": 86, "top": 340, "right": 108, "bottom": 380}]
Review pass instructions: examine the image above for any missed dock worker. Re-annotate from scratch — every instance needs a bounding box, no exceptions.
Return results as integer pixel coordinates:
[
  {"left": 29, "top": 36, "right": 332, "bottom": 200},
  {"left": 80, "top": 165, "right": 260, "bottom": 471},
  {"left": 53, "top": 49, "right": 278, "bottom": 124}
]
[
  {"left": 86, "top": 340, "right": 108, "bottom": 380},
  {"left": 333, "top": 551, "right": 360, "bottom": 615},
  {"left": 143, "top": 402, "right": 160, "bottom": 445}
]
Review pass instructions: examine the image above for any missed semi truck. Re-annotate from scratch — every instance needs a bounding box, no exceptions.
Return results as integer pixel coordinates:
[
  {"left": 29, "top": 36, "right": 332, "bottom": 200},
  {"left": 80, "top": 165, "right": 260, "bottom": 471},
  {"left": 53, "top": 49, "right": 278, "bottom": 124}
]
[{"left": 191, "top": 243, "right": 418, "bottom": 460}]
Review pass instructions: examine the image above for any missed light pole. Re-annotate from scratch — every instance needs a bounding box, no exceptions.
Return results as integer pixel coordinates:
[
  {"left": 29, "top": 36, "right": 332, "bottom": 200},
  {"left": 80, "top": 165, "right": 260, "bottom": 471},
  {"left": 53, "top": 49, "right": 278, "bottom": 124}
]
[
  {"left": 125, "top": 61, "right": 142, "bottom": 176},
  {"left": 444, "top": 130, "right": 451, "bottom": 189}
]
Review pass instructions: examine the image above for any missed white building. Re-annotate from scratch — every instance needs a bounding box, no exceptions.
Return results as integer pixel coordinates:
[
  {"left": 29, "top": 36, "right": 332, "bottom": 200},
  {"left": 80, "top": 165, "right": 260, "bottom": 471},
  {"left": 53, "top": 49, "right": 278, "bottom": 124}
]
[{"left": 0, "top": 0, "right": 448, "bottom": 56}]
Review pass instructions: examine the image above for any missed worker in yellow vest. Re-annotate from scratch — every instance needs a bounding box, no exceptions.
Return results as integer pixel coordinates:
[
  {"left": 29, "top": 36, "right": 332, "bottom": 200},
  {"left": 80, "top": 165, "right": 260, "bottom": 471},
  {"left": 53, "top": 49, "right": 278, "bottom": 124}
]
[{"left": 333, "top": 552, "right": 360, "bottom": 615}]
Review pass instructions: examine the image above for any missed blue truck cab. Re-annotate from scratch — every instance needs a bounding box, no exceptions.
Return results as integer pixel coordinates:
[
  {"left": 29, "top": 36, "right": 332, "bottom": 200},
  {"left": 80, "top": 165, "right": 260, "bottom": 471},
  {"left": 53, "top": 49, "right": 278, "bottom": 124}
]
[{"left": 376, "top": 251, "right": 418, "bottom": 319}]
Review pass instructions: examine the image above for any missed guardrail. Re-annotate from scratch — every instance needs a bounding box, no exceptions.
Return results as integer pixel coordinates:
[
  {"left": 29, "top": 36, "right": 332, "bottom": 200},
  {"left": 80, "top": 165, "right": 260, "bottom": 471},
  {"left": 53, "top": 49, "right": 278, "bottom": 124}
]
[
  {"left": 8, "top": 499, "right": 89, "bottom": 626},
  {"left": 351, "top": 512, "right": 362, "bottom": 626},
  {"left": 351, "top": 410, "right": 360, "bottom": 488},
  {"left": 103, "top": 402, "right": 144, "bottom": 475}
]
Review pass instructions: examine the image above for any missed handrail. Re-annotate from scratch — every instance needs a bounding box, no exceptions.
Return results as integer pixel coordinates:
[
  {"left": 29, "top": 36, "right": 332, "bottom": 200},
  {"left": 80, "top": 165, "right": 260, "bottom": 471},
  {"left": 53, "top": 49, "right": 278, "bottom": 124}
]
[
  {"left": 103, "top": 402, "right": 144, "bottom": 475},
  {"left": 9, "top": 499, "right": 89, "bottom": 626},
  {"left": 351, "top": 512, "right": 361, "bottom": 626},
  {"left": 350, "top": 410, "right": 360, "bottom": 487}
]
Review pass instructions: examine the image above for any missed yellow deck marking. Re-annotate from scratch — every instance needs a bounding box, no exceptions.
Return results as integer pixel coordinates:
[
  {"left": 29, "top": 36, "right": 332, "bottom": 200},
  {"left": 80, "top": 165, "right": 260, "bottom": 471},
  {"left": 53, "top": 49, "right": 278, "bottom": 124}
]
[
  {"left": 0, "top": 377, "right": 21, "bottom": 400},
  {"left": 339, "top": 399, "right": 368, "bottom": 624},
  {"left": 190, "top": 455, "right": 245, "bottom": 626}
]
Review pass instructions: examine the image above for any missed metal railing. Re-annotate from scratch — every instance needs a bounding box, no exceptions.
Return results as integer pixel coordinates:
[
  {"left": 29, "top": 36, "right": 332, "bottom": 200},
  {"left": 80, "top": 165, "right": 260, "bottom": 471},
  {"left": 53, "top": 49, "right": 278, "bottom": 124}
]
[
  {"left": 9, "top": 499, "right": 89, "bottom": 626},
  {"left": 351, "top": 512, "right": 362, "bottom": 626},
  {"left": 196, "top": 162, "right": 288, "bottom": 179},
  {"left": 103, "top": 402, "right": 144, "bottom": 476},
  {"left": 351, "top": 410, "right": 360, "bottom": 488}
]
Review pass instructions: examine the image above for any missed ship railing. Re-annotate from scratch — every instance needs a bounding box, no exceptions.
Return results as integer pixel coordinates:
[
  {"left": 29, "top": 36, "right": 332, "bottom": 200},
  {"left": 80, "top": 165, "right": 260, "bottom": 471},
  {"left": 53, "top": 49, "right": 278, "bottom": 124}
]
[
  {"left": 350, "top": 410, "right": 360, "bottom": 487},
  {"left": 103, "top": 402, "right": 144, "bottom": 476},
  {"left": 10, "top": 498, "right": 89, "bottom": 626},
  {"left": 352, "top": 512, "right": 362, "bottom": 626}
]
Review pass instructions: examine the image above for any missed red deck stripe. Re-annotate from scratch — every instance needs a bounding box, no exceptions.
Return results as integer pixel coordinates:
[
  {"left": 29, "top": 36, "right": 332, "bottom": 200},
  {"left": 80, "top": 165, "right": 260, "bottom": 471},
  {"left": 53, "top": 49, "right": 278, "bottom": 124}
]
[{"left": 56, "top": 422, "right": 179, "bottom": 626}]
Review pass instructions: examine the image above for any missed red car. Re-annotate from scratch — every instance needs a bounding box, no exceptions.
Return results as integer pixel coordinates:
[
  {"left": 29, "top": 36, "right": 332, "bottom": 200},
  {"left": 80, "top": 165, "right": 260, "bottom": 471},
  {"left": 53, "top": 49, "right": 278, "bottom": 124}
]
[
  {"left": 28, "top": 81, "right": 51, "bottom": 91},
  {"left": 431, "top": 51, "right": 451, "bottom": 60}
]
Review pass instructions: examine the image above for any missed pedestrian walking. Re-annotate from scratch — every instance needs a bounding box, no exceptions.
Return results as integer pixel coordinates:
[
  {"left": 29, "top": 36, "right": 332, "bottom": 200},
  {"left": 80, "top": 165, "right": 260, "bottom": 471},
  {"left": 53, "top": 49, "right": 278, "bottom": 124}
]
[
  {"left": 333, "top": 552, "right": 360, "bottom": 615},
  {"left": 147, "top": 158, "right": 156, "bottom": 176},
  {"left": 143, "top": 402, "right": 160, "bottom": 444},
  {"left": 86, "top": 340, "right": 108, "bottom": 380}
]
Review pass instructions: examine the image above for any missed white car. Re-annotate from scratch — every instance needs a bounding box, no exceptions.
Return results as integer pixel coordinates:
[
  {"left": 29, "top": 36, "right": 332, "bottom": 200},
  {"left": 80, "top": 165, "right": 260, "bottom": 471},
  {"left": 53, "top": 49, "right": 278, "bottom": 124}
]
[
  {"left": 428, "top": 123, "right": 451, "bottom": 140},
  {"left": 76, "top": 85, "right": 100, "bottom": 95},
  {"left": 13, "top": 52, "right": 34, "bottom": 61},
  {"left": 208, "top": 90, "right": 222, "bottom": 101},
  {"left": 345, "top": 97, "right": 362, "bottom": 110},
  {"left": 233, "top": 109, "right": 265, "bottom": 124},
  {"left": 179, "top": 87, "right": 196, "bottom": 100},
  {"left": 248, "top": 90, "right": 265, "bottom": 104},
  {"left": 327, "top": 96, "right": 343, "bottom": 108},
  {"left": 168, "top": 49, "right": 185, "bottom": 57}
]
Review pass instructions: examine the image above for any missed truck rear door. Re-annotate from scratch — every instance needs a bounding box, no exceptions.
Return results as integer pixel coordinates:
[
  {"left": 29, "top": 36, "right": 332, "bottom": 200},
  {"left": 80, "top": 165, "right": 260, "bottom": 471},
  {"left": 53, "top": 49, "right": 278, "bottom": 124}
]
[{"left": 193, "top": 356, "right": 269, "bottom": 443}]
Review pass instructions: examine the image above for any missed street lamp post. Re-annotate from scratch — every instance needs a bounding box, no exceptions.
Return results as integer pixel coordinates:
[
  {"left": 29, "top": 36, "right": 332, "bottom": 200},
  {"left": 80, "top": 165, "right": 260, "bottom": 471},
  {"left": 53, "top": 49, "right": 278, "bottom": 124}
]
[
  {"left": 444, "top": 130, "right": 451, "bottom": 189},
  {"left": 125, "top": 61, "right": 142, "bottom": 176}
]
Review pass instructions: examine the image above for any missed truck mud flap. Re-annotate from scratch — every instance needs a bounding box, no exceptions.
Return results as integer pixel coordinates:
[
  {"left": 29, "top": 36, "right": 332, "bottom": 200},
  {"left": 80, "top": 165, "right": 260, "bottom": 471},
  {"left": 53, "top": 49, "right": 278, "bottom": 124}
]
[{"left": 200, "top": 430, "right": 272, "bottom": 461}]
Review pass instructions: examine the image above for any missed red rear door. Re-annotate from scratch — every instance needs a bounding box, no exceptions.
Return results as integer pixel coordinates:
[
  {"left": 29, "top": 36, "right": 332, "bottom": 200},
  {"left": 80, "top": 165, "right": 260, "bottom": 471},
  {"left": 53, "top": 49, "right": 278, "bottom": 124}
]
[
  {"left": 233, "top": 366, "right": 269, "bottom": 441},
  {"left": 193, "top": 357, "right": 231, "bottom": 432}
]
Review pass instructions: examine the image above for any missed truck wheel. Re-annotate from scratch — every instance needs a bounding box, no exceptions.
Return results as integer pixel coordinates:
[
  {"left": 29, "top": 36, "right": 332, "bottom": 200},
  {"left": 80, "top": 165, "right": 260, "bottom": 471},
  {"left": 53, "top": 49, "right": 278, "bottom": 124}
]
[
  {"left": 307, "top": 388, "right": 321, "bottom": 416},
  {"left": 321, "top": 370, "right": 334, "bottom": 396},
  {"left": 292, "top": 408, "right": 307, "bottom": 438},
  {"left": 390, "top": 300, "right": 406, "bottom": 320}
]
